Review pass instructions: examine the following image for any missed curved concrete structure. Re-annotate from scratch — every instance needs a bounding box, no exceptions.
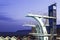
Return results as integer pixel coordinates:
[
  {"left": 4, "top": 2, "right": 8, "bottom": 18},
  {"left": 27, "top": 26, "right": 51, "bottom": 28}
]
[
  {"left": 32, "top": 17, "right": 48, "bottom": 40},
  {"left": 26, "top": 14, "right": 57, "bottom": 40},
  {"left": 27, "top": 14, "right": 49, "bottom": 40}
]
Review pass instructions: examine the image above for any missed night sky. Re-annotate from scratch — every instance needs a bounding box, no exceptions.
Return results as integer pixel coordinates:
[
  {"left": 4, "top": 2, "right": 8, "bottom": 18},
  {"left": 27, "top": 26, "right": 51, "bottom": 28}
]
[{"left": 0, "top": 0, "right": 60, "bottom": 32}]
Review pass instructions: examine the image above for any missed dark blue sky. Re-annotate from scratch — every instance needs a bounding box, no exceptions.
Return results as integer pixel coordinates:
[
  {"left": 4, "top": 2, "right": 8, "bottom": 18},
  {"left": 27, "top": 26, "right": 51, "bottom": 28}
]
[{"left": 0, "top": 0, "right": 60, "bottom": 32}]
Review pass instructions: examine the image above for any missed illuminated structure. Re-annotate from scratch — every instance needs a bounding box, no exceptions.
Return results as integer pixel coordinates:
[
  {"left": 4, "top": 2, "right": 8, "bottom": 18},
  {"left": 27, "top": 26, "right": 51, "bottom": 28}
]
[{"left": 26, "top": 14, "right": 56, "bottom": 40}]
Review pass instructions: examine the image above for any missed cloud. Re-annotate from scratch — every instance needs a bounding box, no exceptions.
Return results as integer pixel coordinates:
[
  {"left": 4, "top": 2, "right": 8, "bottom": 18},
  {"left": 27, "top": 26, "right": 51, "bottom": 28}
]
[
  {"left": 0, "top": 13, "right": 31, "bottom": 32},
  {"left": 0, "top": 12, "right": 15, "bottom": 22},
  {"left": 0, "top": 13, "right": 20, "bottom": 32}
]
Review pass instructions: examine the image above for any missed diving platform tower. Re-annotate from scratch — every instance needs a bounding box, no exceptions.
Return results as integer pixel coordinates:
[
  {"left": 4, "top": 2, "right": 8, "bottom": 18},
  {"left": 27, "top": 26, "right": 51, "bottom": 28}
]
[{"left": 26, "top": 14, "right": 57, "bottom": 40}]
